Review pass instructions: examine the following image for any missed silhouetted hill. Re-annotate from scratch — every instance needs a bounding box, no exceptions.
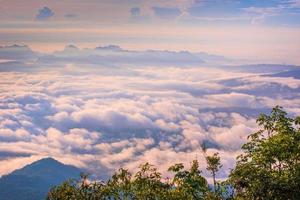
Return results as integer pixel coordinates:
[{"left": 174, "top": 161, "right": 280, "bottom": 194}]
[
  {"left": 267, "top": 69, "right": 300, "bottom": 79},
  {"left": 0, "top": 157, "right": 83, "bottom": 200}
]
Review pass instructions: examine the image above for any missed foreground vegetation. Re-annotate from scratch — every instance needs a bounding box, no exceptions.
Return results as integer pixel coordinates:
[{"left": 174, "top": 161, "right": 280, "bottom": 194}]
[{"left": 47, "top": 106, "right": 300, "bottom": 199}]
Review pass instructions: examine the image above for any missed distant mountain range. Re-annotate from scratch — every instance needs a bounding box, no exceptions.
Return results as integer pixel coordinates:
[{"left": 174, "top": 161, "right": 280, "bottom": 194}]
[
  {"left": 0, "top": 44, "right": 231, "bottom": 70},
  {"left": 0, "top": 158, "right": 83, "bottom": 200}
]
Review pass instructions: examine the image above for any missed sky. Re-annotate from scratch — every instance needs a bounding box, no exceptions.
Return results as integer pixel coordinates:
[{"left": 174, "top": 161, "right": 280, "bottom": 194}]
[
  {"left": 0, "top": 0, "right": 300, "bottom": 64},
  {"left": 0, "top": 0, "right": 300, "bottom": 182}
]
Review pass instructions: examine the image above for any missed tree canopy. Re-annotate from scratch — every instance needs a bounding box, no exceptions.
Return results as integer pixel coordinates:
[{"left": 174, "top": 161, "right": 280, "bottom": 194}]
[
  {"left": 229, "top": 106, "right": 300, "bottom": 199},
  {"left": 47, "top": 106, "right": 300, "bottom": 200}
]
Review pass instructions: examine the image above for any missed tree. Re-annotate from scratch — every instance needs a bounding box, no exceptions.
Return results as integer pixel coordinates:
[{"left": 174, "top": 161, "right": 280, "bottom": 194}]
[
  {"left": 168, "top": 160, "right": 209, "bottom": 199},
  {"left": 202, "top": 143, "right": 222, "bottom": 193},
  {"left": 105, "top": 168, "right": 134, "bottom": 199},
  {"left": 132, "top": 162, "right": 170, "bottom": 200},
  {"left": 229, "top": 106, "right": 300, "bottom": 199},
  {"left": 47, "top": 160, "right": 211, "bottom": 200},
  {"left": 47, "top": 106, "right": 300, "bottom": 200},
  {"left": 47, "top": 177, "right": 106, "bottom": 200}
]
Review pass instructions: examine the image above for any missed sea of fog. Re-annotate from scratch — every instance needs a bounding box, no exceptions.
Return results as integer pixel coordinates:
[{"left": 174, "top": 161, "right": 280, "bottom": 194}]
[{"left": 0, "top": 44, "right": 300, "bottom": 181}]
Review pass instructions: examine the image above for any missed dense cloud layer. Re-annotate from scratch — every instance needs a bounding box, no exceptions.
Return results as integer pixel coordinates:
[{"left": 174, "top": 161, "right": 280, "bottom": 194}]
[{"left": 0, "top": 45, "right": 299, "bottom": 181}]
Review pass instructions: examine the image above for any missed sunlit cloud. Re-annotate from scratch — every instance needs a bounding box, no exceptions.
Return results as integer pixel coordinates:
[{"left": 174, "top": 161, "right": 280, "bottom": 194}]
[
  {"left": 0, "top": 0, "right": 299, "bottom": 182},
  {"left": 0, "top": 44, "right": 299, "bottom": 179}
]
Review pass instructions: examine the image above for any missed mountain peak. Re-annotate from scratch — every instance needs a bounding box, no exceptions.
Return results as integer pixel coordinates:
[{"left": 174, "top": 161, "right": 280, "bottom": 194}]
[
  {"left": 1, "top": 44, "right": 29, "bottom": 48},
  {"left": 0, "top": 44, "right": 35, "bottom": 60},
  {"left": 64, "top": 44, "right": 79, "bottom": 50},
  {"left": 30, "top": 157, "right": 60, "bottom": 165},
  {"left": 0, "top": 157, "right": 83, "bottom": 200},
  {"left": 12, "top": 157, "right": 68, "bottom": 175},
  {"left": 95, "top": 45, "right": 122, "bottom": 51}
]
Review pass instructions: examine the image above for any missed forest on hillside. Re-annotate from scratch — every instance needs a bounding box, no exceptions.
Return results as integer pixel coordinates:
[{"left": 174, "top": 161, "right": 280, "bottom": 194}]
[{"left": 47, "top": 106, "right": 300, "bottom": 200}]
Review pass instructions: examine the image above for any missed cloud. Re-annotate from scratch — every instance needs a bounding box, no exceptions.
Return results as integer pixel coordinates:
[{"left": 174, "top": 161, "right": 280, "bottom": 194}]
[
  {"left": 289, "top": 0, "right": 300, "bottom": 7},
  {"left": 180, "top": 0, "right": 300, "bottom": 26},
  {"left": 152, "top": 7, "right": 181, "bottom": 19},
  {"left": 0, "top": 44, "right": 233, "bottom": 71},
  {"left": 210, "top": 113, "right": 257, "bottom": 150},
  {"left": 202, "top": 92, "right": 261, "bottom": 108},
  {"left": 0, "top": 44, "right": 299, "bottom": 181},
  {"left": 129, "top": 7, "right": 151, "bottom": 23},
  {"left": 243, "top": 6, "right": 282, "bottom": 25},
  {"left": 187, "top": 0, "right": 243, "bottom": 19},
  {"left": 37, "top": 45, "right": 208, "bottom": 67},
  {"left": 0, "top": 45, "right": 36, "bottom": 61},
  {"left": 130, "top": 7, "right": 140, "bottom": 17},
  {"left": 35, "top": 6, "right": 54, "bottom": 21},
  {"left": 64, "top": 13, "right": 78, "bottom": 19}
]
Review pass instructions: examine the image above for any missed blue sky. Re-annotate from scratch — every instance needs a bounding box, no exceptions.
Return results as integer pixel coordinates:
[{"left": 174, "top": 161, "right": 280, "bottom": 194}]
[
  {"left": 0, "top": 0, "right": 299, "bottom": 62},
  {"left": 1, "top": 0, "right": 299, "bottom": 24}
]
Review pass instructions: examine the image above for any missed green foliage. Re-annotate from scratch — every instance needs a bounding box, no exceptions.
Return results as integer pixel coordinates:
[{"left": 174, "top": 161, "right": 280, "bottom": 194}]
[
  {"left": 201, "top": 143, "right": 225, "bottom": 200},
  {"left": 47, "top": 160, "right": 214, "bottom": 200},
  {"left": 47, "top": 173, "right": 106, "bottom": 200},
  {"left": 229, "top": 106, "right": 300, "bottom": 199},
  {"left": 202, "top": 143, "right": 222, "bottom": 193},
  {"left": 168, "top": 160, "right": 209, "bottom": 199},
  {"left": 47, "top": 106, "right": 300, "bottom": 200},
  {"left": 132, "top": 163, "right": 170, "bottom": 199},
  {"left": 105, "top": 168, "right": 134, "bottom": 199}
]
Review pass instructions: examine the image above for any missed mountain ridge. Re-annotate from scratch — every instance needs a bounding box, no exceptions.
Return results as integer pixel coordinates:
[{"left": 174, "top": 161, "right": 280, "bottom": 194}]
[{"left": 0, "top": 157, "right": 83, "bottom": 200}]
